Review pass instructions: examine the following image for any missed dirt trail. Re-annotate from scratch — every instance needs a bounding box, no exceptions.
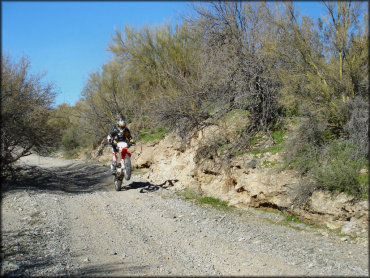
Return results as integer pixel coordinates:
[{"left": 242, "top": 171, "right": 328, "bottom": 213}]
[{"left": 1, "top": 154, "right": 368, "bottom": 276}]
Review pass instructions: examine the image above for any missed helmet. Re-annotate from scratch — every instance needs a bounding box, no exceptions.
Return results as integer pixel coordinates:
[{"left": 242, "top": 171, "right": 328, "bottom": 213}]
[{"left": 118, "top": 120, "right": 126, "bottom": 129}]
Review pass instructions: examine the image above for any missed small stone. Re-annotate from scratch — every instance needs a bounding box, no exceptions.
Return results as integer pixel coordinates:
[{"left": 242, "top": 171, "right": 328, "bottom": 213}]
[
  {"left": 341, "top": 220, "right": 357, "bottom": 234},
  {"left": 110, "top": 251, "right": 117, "bottom": 255},
  {"left": 83, "top": 257, "right": 90, "bottom": 262},
  {"left": 247, "top": 159, "right": 258, "bottom": 168},
  {"left": 341, "top": 236, "right": 350, "bottom": 241}
]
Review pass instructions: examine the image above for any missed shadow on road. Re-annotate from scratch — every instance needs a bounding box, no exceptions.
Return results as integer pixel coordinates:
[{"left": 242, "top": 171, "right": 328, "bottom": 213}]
[
  {"left": 2, "top": 163, "right": 178, "bottom": 196},
  {"left": 1, "top": 163, "right": 112, "bottom": 194},
  {"left": 69, "top": 262, "right": 153, "bottom": 276},
  {"left": 2, "top": 226, "right": 152, "bottom": 276},
  {"left": 122, "top": 179, "right": 178, "bottom": 193},
  {"left": 1, "top": 228, "right": 69, "bottom": 276}
]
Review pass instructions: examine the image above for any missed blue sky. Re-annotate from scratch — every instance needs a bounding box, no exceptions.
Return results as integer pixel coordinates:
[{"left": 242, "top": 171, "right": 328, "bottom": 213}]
[{"left": 2, "top": 1, "right": 327, "bottom": 106}]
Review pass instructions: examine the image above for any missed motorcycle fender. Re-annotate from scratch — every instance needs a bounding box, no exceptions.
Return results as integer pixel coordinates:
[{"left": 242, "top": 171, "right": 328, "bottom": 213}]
[{"left": 121, "top": 147, "right": 131, "bottom": 158}]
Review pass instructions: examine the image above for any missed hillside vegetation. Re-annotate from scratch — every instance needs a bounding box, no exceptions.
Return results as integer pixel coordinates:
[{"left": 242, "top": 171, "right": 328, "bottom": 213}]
[{"left": 2, "top": 2, "right": 368, "bottom": 199}]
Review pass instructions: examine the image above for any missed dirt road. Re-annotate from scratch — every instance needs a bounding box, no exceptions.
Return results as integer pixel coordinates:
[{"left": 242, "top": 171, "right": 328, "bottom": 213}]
[{"left": 1, "top": 155, "right": 368, "bottom": 276}]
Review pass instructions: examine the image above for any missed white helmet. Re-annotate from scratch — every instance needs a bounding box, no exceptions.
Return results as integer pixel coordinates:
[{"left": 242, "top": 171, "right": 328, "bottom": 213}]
[{"left": 117, "top": 120, "right": 126, "bottom": 129}]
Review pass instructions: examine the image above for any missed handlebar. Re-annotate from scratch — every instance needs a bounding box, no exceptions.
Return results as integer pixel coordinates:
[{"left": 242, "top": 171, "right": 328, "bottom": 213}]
[{"left": 107, "top": 141, "right": 136, "bottom": 147}]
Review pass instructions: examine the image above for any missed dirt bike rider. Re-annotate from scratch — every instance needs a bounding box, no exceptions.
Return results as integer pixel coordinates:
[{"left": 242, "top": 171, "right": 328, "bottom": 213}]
[{"left": 107, "top": 120, "right": 135, "bottom": 174}]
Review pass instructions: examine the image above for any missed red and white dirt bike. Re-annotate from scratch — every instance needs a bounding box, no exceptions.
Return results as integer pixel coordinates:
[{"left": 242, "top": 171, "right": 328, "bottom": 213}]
[{"left": 112, "top": 141, "right": 134, "bottom": 191}]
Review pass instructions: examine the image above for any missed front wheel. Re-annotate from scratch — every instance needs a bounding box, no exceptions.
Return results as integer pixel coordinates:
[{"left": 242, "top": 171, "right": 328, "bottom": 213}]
[
  {"left": 115, "top": 178, "right": 122, "bottom": 191},
  {"left": 124, "top": 156, "right": 131, "bottom": 181}
]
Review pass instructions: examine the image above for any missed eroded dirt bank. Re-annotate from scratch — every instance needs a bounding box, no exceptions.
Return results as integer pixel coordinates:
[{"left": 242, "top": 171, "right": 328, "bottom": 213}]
[
  {"left": 123, "top": 131, "right": 368, "bottom": 237},
  {"left": 1, "top": 154, "right": 368, "bottom": 276}
]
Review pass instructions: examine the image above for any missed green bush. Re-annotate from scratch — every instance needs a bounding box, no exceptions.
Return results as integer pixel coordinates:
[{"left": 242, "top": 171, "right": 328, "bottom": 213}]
[
  {"left": 61, "top": 129, "right": 80, "bottom": 150},
  {"left": 312, "top": 142, "right": 367, "bottom": 198},
  {"left": 283, "top": 143, "right": 322, "bottom": 175},
  {"left": 198, "top": 196, "right": 230, "bottom": 210},
  {"left": 249, "top": 130, "right": 286, "bottom": 157},
  {"left": 272, "top": 130, "right": 286, "bottom": 145},
  {"left": 282, "top": 117, "right": 325, "bottom": 174},
  {"left": 137, "top": 127, "right": 166, "bottom": 143},
  {"left": 63, "top": 147, "right": 81, "bottom": 159},
  {"left": 282, "top": 116, "right": 368, "bottom": 199}
]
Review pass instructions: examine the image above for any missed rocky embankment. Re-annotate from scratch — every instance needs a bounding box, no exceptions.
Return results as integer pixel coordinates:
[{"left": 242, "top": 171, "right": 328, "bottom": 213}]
[{"left": 96, "top": 128, "right": 368, "bottom": 238}]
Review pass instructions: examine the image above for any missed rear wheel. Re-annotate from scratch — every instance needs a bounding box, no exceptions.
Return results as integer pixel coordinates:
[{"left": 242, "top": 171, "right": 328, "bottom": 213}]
[{"left": 124, "top": 156, "right": 131, "bottom": 181}]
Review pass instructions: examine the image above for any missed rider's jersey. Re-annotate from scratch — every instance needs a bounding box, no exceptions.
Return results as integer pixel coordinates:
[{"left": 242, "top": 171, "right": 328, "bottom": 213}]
[{"left": 109, "top": 125, "right": 133, "bottom": 143}]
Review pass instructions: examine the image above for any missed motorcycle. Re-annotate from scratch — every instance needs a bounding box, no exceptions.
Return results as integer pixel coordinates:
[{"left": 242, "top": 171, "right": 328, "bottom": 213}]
[{"left": 111, "top": 141, "right": 134, "bottom": 191}]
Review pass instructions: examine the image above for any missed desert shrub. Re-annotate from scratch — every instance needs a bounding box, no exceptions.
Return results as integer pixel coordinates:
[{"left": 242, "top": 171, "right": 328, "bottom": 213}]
[
  {"left": 290, "top": 180, "right": 317, "bottom": 207},
  {"left": 194, "top": 139, "right": 224, "bottom": 164},
  {"left": 282, "top": 116, "right": 325, "bottom": 174},
  {"left": 61, "top": 129, "right": 80, "bottom": 150},
  {"left": 312, "top": 142, "right": 367, "bottom": 197},
  {"left": 344, "top": 96, "right": 369, "bottom": 157},
  {"left": 271, "top": 130, "right": 286, "bottom": 145},
  {"left": 1, "top": 54, "right": 57, "bottom": 177},
  {"left": 151, "top": 94, "right": 211, "bottom": 143},
  {"left": 63, "top": 147, "right": 81, "bottom": 159},
  {"left": 137, "top": 127, "right": 166, "bottom": 143},
  {"left": 283, "top": 113, "right": 368, "bottom": 198}
]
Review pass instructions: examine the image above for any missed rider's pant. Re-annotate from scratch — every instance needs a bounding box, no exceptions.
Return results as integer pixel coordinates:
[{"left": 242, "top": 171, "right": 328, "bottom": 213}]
[
  {"left": 111, "top": 146, "right": 118, "bottom": 171},
  {"left": 111, "top": 145, "right": 118, "bottom": 162}
]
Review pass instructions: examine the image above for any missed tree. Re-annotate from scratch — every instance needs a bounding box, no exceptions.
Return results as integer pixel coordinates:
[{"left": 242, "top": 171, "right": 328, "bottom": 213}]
[
  {"left": 1, "top": 54, "right": 57, "bottom": 177},
  {"left": 188, "top": 2, "right": 281, "bottom": 145}
]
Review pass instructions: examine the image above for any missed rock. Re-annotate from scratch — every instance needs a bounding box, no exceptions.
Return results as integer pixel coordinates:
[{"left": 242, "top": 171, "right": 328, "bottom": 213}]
[
  {"left": 110, "top": 251, "right": 117, "bottom": 255},
  {"left": 83, "top": 257, "right": 90, "bottom": 262},
  {"left": 321, "top": 232, "right": 329, "bottom": 237},
  {"left": 310, "top": 191, "right": 354, "bottom": 216},
  {"left": 290, "top": 222, "right": 307, "bottom": 230},
  {"left": 341, "top": 220, "right": 357, "bottom": 235},
  {"left": 326, "top": 221, "right": 343, "bottom": 230},
  {"left": 247, "top": 159, "right": 258, "bottom": 169}
]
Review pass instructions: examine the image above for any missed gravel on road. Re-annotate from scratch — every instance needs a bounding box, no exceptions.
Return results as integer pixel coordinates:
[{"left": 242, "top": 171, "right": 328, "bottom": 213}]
[{"left": 1, "top": 154, "right": 368, "bottom": 276}]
